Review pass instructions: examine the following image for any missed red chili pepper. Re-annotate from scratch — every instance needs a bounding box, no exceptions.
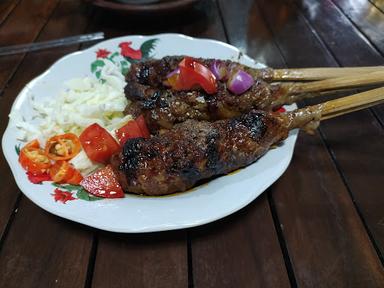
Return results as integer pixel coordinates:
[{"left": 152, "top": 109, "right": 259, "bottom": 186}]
[
  {"left": 26, "top": 172, "right": 51, "bottom": 184},
  {"left": 19, "top": 139, "right": 51, "bottom": 175}
]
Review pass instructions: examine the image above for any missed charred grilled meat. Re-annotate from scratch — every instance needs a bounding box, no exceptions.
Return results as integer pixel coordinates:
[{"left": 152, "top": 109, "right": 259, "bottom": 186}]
[
  {"left": 125, "top": 81, "right": 284, "bottom": 131},
  {"left": 110, "top": 108, "right": 320, "bottom": 196},
  {"left": 124, "top": 56, "right": 273, "bottom": 101},
  {"left": 124, "top": 56, "right": 300, "bottom": 131}
]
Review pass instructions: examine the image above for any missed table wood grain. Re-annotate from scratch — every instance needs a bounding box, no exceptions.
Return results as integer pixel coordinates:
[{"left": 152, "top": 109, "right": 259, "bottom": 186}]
[{"left": 0, "top": 0, "right": 383, "bottom": 287}]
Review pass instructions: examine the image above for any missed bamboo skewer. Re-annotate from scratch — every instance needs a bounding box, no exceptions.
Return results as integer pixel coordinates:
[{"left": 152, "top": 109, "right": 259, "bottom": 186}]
[
  {"left": 319, "top": 86, "right": 384, "bottom": 120},
  {"left": 272, "top": 66, "right": 384, "bottom": 81},
  {"left": 283, "top": 70, "right": 384, "bottom": 95},
  {"left": 284, "top": 87, "right": 384, "bottom": 131}
]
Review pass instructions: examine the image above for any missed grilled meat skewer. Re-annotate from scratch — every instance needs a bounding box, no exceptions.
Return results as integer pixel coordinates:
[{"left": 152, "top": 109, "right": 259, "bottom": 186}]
[
  {"left": 125, "top": 81, "right": 290, "bottom": 131},
  {"left": 124, "top": 56, "right": 272, "bottom": 100},
  {"left": 112, "top": 86, "right": 384, "bottom": 196},
  {"left": 125, "top": 56, "right": 384, "bottom": 94},
  {"left": 111, "top": 108, "right": 320, "bottom": 196},
  {"left": 125, "top": 56, "right": 384, "bottom": 131}
]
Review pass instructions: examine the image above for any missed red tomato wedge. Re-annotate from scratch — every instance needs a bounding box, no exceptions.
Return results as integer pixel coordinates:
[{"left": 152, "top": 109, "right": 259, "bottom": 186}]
[
  {"left": 79, "top": 123, "right": 120, "bottom": 163},
  {"left": 136, "top": 115, "right": 150, "bottom": 138},
  {"left": 19, "top": 139, "right": 51, "bottom": 175},
  {"left": 115, "top": 115, "right": 150, "bottom": 146},
  {"left": 178, "top": 57, "right": 217, "bottom": 94},
  {"left": 115, "top": 120, "right": 143, "bottom": 145},
  {"left": 80, "top": 165, "right": 124, "bottom": 198}
]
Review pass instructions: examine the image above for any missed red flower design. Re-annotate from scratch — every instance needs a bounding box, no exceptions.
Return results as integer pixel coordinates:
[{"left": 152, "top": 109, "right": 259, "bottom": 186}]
[
  {"left": 27, "top": 172, "right": 51, "bottom": 184},
  {"left": 96, "top": 48, "right": 111, "bottom": 58},
  {"left": 51, "top": 188, "right": 77, "bottom": 204},
  {"left": 119, "top": 42, "right": 142, "bottom": 60}
]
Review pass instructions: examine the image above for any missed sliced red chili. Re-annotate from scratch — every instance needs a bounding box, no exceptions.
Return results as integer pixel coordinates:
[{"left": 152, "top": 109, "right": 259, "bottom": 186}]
[
  {"left": 45, "top": 133, "right": 81, "bottom": 161},
  {"left": 19, "top": 139, "right": 51, "bottom": 175}
]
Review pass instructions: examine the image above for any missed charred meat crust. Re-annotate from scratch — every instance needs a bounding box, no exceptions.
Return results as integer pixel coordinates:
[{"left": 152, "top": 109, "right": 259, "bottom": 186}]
[
  {"left": 124, "top": 56, "right": 274, "bottom": 97},
  {"left": 123, "top": 56, "right": 281, "bottom": 131},
  {"left": 124, "top": 80, "right": 278, "bottom": 132},
  {"left": 111, "top": 110, "right": 289, "bottom": 196}
]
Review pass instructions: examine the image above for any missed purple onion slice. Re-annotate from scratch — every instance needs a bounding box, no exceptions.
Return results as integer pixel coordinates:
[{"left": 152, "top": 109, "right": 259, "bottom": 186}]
[{"left": 227, "top": 69, "right": 255, "bottom": 95}]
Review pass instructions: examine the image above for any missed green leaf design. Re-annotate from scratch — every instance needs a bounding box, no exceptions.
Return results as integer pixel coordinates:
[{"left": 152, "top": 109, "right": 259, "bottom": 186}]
[
  {"left": 53, "top": 183, "right": 82, "bottom": 191},
  {"left": 91, "top": 59, "right": 105, "bottom": 73},
  {"left": 108, "top": 52, "right": 120, "bottom": 62},
  {"left": 120, "top": 60, "right": 130, "bottom": 75},
  {"left": 76, "top": 188, "right": 103, "bottom": 201},
  {"left": 140, "top": 38, "right": 158, "bottom": 59},
  {"left": 52, "top": 183, "right": 103, "bottom": 201},
  {"left": 95, "top": 70, "right": 101, "bottom": 79},
  {"left": 15, "top": 144, "right": 21, "bottom": 155},
  {"left": 125, "top": 58, "right": 139, "bottom": 65}
]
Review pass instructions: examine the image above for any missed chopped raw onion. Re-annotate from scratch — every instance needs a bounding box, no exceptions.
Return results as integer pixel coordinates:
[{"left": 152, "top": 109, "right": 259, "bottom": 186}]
[
  {"left": 210, "top": 60, "right": 227, "bottom": 80},
  {"left": 163, "top": 68, "right": 180, "bottom": 87},
  {"left": 227, "top": 69, "right": 254, "bottom": 95},
  {"left": 166, "top": 67, "right": 180, "bottom": 79}
]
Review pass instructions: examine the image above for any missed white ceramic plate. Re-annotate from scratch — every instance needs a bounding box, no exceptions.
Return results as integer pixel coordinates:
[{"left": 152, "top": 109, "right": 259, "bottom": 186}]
[{"left": 2, "top": 34, "right": 298, "bottom": 233}]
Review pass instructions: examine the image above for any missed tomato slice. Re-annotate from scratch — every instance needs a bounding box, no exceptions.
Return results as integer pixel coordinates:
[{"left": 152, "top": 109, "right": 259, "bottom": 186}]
[
  {"left": 178, "top": 57, "right": 217, "bottom": 94},
  {"left": 80, "top": 165, "right": 124, "bottom": 198},
  {"left": 19, "top": 139, "right": 51, "bottom": 175},
  {"left": 45, "top": 133, "right": 81, "bottom": 161},
  {"left": 79, "top": 123, "right": 120, "bottom": 163},
  {"left": 115, "top": 120, "right": 143, "bottom": 145},
  {"left": 135, "top": 115, "right": 150, "bottom": 138}
]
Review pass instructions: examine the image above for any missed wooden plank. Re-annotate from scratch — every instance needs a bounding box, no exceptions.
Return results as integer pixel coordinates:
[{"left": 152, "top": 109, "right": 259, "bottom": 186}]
[
  {"left": 192, "top": 195, "right": 291, "bottom": 288},
  {"left": 0, "top": 197, "right": 93, "bottom": 288},
  {"left": 273, "top": 132, "right": 384, "bottom": 286},
  {"left": 218, "top": 0, "right": 286, "bottom": 68},
  {"left": 92, "top": 232, "right": 188, "bottom": 288},
  {"left": 369, "top": 0, "right": 384, "bottom": 13},
  {"left": 0, "top": 2, "right": 93, "bottom": 287},
  {"left": 292, "top": 0, "right": 384, "bottom": 258},
  {"left": 0, "top": 0, "right": 59, "bottom": 93},
  {"left": 0, "top": 0, "right": 90, "bottom": 240},
  {"left": 331, "top": 0, "right": 384, "bottom": 54},
  {"left": 251, "top": 0, "right": 384, "bottom": 285},
  {"left": 260, "top": 0, "right": 337, "bottom": 68},
  {"left": 292, "top": 0, "right": 383, "bottom": 66},
  {"left": 0, "top": 0, "right": 20, "bottom": 26}
]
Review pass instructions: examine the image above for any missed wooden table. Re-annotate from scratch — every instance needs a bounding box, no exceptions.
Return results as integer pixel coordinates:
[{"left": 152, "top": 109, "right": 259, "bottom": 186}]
[{"left": 1, "top": 0, "right": 384, "bottom": 287}]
